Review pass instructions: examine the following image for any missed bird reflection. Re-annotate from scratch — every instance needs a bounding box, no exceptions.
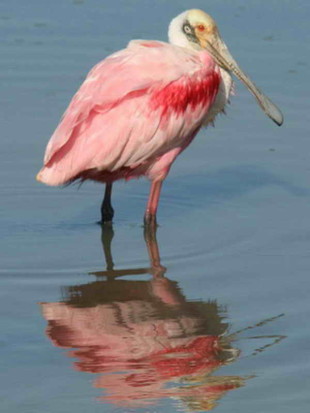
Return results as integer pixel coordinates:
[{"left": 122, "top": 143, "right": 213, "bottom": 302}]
[{"left": 40, "top": 227, "right": 282, "bottom": 411}]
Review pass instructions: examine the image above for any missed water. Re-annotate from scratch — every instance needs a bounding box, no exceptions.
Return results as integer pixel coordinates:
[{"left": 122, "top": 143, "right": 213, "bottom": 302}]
[{"left": 1, "top": 0, "right": 310, "bottom": 412}]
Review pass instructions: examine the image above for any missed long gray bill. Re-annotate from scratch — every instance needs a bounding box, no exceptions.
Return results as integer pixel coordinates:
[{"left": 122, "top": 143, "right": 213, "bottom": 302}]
[{"left": 206, "top": 39, "right": 284, "bottom": 126}]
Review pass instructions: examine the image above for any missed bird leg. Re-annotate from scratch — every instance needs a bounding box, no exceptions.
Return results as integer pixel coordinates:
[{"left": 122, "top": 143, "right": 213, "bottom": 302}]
[
  {"left": 144, "top": 180, "right": 163, "bottom": 229},
  {"left": 100, "top": 183, "right": 114, "bottom": 223}
]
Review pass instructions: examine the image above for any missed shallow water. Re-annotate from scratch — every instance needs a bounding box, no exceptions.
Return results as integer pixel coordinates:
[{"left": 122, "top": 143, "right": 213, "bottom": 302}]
[{"left": 1, "top": 0, "right": 310, "bottom": 412}]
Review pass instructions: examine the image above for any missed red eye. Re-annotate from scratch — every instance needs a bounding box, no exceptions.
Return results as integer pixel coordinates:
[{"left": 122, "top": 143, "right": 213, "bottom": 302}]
[{"left": 197, "top": 24, "right": 205, "bottom": 32}]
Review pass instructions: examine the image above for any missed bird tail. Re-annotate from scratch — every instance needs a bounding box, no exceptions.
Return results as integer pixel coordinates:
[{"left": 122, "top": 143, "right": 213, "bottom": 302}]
[{"left": 36, "top": 165, "right": 69, "bottom": 186}]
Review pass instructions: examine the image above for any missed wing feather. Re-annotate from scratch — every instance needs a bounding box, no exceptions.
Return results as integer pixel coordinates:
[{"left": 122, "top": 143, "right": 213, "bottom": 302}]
[{"left": 38, "top": 41, "right": 220, "bottom": 185}]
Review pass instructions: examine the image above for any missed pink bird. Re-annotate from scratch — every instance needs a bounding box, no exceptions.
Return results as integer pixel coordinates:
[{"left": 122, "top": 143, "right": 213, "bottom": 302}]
[{"left": 37, "top": 9, "right": 283, "bottom": 226}]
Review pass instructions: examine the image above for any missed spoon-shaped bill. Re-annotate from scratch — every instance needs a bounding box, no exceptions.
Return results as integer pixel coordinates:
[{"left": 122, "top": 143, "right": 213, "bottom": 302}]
[{"left": 206, "top": 38, "right": 283, "bottom": 126}]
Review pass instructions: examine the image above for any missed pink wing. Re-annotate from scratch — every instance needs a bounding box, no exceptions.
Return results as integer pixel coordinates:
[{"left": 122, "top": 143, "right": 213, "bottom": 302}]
[{"left": 37, "top": 40, "right": 220, "bottom": 185}]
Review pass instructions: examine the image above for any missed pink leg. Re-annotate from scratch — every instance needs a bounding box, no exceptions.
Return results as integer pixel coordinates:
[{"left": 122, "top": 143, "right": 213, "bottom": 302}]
[{"left": 144, "top": 180, "right": 163, "bottom": 227}]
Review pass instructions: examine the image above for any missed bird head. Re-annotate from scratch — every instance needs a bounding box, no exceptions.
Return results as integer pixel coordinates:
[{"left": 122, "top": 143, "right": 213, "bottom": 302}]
[{"left": 169, "top": 9, "right": 283, "bottom": 126}]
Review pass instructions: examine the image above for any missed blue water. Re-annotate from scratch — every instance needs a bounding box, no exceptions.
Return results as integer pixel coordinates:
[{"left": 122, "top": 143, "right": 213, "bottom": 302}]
[{"left": 1, "top": 1, "right": 310, "bottom": 412}]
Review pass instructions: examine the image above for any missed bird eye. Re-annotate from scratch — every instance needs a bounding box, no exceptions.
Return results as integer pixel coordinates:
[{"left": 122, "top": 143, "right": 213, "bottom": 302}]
[
  {"left": 183, "top": 24, "right": 192, "bottom": 35},
  {"left": 197, "top": 24, "right": 205, "bottom": 32}
]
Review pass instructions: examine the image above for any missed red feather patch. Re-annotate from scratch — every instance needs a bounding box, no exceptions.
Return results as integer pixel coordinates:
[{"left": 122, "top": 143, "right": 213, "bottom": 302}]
[{"left": 150, "top": 71, "right": 220, "bottom": 117}]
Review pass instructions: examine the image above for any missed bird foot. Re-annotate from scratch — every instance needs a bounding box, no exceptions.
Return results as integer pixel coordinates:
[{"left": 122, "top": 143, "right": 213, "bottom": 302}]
[
  {"left": 143, "top": 213, "right": 158, "bottom": 232},
  {"left": 97, "top": 219, "right": 113, "bottom": 227},
  {"left": 100, "top": 205, "right": 114, "bottom": 225}
]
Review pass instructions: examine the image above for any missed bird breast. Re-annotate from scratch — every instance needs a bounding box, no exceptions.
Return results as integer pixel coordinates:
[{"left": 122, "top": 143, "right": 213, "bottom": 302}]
[{"left": 202, "top": 67, "right": 233, "bottom": 126}]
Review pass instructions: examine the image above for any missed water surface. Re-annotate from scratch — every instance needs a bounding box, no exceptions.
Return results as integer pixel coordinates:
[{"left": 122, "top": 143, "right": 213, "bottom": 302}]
[{"left": 1, "top": 1, "right": 310, "bottom": 412}]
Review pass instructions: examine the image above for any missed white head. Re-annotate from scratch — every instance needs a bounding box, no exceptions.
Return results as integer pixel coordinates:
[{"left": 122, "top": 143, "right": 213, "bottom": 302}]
[
  {"left": 168, "top": 9, "right": 283, "bottom": 126},
  {"left": 168, "top": 9, "right": 218, "bottom": 50}
]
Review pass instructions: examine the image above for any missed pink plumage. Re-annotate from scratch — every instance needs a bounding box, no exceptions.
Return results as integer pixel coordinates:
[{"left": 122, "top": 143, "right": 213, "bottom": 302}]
[{"left": 38, "top": 41, "right": 220, "bottom": 186}]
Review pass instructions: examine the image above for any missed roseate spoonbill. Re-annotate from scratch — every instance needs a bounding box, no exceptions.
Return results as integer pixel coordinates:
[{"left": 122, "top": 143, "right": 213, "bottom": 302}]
[{"left": 37, "top": 9, "right": 283, "bottom": 226}]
